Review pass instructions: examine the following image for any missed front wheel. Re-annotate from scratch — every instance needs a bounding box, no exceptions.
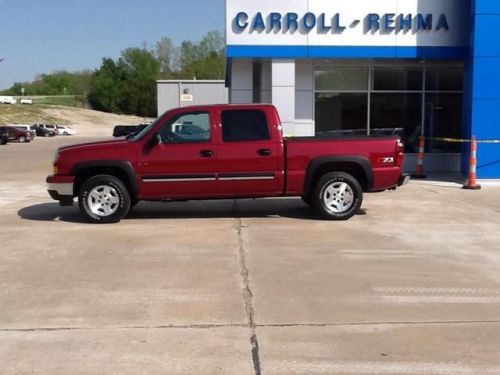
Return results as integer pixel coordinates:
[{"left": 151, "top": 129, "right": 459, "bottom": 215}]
[
  {"left": 18, "top": 136, "right": 26, "bottom": 143},
  {"left": 312, "top": 172, "right": 363, "bottom": 220},
  {"left": 78, "top": 175, "right": 131, "bottom": 223}
]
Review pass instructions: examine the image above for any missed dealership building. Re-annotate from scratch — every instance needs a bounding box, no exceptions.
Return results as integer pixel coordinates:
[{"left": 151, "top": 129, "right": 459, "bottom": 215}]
[{"left": 225, "top": 0, "right": 500, "bottom": 179}]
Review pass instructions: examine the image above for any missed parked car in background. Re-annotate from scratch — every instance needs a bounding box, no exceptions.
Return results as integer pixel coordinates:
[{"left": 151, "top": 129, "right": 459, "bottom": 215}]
[
  {"left": 38, "top": 124, "right": 58, "bottom": 133},
  {"left": 56, "top": 125, "right": 75, "bottom": 135},
  {"left": 20, "top": 98, "right": 33, "bottom": 105},
  {"left": 33, "top": 125, "right": 56, "bottom": 137},
  {"left": 113, "top": 124, "right": 149, "bottom": 137},
  {"left": 0, "top": 128, "right": 9, "bottom": 145},
  {"left": 0, "top": 126, "right": 33, "bottom": 143},
  {"left": 0, "top": 96, "right": 17, "bottom": 104},
  {"left": 9, "top": 124, "right": 36, "bottom": 139}
]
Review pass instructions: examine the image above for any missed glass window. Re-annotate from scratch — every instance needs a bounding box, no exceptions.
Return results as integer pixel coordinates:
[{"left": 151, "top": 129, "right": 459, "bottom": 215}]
[
  {"left": 426, "top": 67, "right": 463, "bottom": 91},
  {"left": 315, "top": 67, "right": 368, "bottom": 91},
  {"left": 373, "top": 67, "right": 423, "bottom": 91},
  {"left": 313, "top": 62, "right": 463, "bottom": 153},
  {"left": 424, "top": 93, "right": 462, "bottom": 153},
  {"left": 221, "top": 110, "right": 270, "bottom": 142},
  {"left": 315, "top": 93, "right": 368, "bottom": 135},
  {"left": 370, "top": 93, "right": 422, "bottom": 152},
  {"left": 158, "top": 112, "right": 210, "bottom": 143}
]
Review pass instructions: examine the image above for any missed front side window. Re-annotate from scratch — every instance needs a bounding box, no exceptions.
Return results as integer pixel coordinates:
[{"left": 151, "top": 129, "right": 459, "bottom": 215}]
[
  {"left": 158, "top": 112, "right": 210, "bottom": 143},
  {"left": 221, "top": 110, "right": 270, "bottom": 142}
]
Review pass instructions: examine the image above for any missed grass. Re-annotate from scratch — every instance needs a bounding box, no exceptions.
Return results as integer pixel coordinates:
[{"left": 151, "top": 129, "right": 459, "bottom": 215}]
[
  {"left": 33, "top": 95, "right": 85, "bottom": 107},
  {"left": 0, "top": 104, "right": 66, "bottom": 125}
]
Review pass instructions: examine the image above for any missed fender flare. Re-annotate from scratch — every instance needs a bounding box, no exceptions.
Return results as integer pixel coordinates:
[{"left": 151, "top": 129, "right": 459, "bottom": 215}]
[
  {"left": 71, "top": 160, "right": 139, "bottom": 195},
  {"left": 303, "top": 156, "right": 373, "bottom": 197}
]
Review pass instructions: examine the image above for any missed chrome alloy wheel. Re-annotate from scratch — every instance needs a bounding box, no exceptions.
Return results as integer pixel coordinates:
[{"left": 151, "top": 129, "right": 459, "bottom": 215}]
[
  {"left": 323, "top": 181, "right": 354, "bottom": 214},
  {"left": 87, "top": 185, "right": 120, "bottom": 217}
]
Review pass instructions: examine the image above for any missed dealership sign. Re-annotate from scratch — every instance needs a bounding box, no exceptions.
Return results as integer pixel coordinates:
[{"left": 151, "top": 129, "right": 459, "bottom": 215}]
[
  {"left": 233, "top": 12, "right": 450, "bottom": 34},
  {"left": 226, "top": 0, "right": 468, "bottom": 53}
]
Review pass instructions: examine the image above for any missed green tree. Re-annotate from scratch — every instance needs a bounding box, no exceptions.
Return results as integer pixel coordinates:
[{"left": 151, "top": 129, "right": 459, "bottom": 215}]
[
  {"left": 88, "top": 58, "right": 126, "bottom": 113},
  {"left": 198, "top": 31, "right": 225, "bottom": 56},
  {"left": 1, "top": 70, "right": 92, "bottom": 96},
  {"left": 118, "top": 47, "right": 160, "bottom": 117},
  {"left": 155, "top": 37, "right": 175, "bottom": 76},
  {"left": 176, "top": 31, "right": 225, "bottom": 79}
]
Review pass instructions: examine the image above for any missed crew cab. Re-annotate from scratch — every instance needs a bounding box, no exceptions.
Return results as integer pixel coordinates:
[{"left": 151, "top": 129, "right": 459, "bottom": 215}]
[{"left": 47, "top": 104, "right": 408, "bottom": 223}]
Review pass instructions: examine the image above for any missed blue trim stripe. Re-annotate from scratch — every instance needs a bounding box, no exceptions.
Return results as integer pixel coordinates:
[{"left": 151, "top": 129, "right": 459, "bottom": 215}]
[{"left": 227, "top": 45, "right": 468, "bottom": 59}]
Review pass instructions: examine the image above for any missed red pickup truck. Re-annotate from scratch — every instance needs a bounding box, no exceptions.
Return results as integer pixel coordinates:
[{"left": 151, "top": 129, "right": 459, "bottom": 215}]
[{"left": 47, "top": 104, "right": 408, "bottom": 223}]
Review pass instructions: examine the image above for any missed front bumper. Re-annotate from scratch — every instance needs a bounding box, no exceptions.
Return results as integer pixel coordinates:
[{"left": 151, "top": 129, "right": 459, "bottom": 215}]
[
  {"left": 398, "top": 173, "right": 410, "bottom": 186},
  {"left": 46, "top": 175, "right": 74, "bottom": 206}
]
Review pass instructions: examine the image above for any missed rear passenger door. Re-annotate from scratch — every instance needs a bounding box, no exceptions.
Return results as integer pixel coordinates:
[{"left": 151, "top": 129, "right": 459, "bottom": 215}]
[{"left": 216, "top": 109, "right": 282, "bottom": 197}]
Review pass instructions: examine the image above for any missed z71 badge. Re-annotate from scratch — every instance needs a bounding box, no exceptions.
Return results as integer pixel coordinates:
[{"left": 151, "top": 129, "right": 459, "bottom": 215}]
[{"left": 379, "top": 157, "right": 395, "bottom": 164}]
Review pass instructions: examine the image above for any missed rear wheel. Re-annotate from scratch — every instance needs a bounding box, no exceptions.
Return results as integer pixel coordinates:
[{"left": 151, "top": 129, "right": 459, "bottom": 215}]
[
  {"left": 312, "top": 172, "right": 363, "bottom": 220},
  {"left": 18, "top": 136, "right": 26, "bottom": 143},
  {"left": 78, "top": 175, "right": 131, "bottom": 223}
]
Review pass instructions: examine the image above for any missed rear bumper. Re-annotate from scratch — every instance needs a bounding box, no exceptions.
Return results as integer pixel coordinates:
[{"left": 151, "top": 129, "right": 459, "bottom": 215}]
[
  {"left": 46, "top": 175, "right": 74, "bottom": 206},
  {"left": 398, "top": 173, "right": 410, "bottom": 186}
]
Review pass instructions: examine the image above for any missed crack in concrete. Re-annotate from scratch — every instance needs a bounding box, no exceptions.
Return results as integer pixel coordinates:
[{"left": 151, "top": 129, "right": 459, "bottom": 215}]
[
  {"left": 0, "top": 324, "right": 248, "bottom": 332},
  {"left": 256, "top": 320, "right": 500, "bottom": 328},
  {"left": 234, "top": 200, "right": 262, "bottom": 375},
  {"left": 2, "top": 320, "right": 500, "bottom": 333}
]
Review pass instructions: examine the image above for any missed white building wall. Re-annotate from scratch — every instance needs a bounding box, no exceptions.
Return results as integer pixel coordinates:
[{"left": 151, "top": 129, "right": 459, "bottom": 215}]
[
  {"left": 229, "top": 58, "right": 314, "bottom": 136},
  {"left": 260, "top": 60, "right": 272, "bottom": 103},
  {"left": 295, "top": 60, "right": 315, "bottom": 136},
  {"left": 271, "top": 59, "right": 296, "bottom": 136},
  {"left": 230, "top": 59, "right": 253, "bottom": 103}
]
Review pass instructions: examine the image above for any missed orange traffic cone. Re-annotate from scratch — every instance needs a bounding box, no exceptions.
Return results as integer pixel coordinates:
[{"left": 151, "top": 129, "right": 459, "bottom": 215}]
[
  {"left": 411, "top": 136, "right": 426, "bottom": 178},
  {"left": 463, "top": 136, "right": 481, "bottom": 190}
]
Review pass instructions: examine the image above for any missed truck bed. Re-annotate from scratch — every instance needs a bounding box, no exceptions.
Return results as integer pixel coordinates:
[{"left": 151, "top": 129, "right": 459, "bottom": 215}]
[{"left": 284, "top": 136, "right": 402, "bottom": 194}]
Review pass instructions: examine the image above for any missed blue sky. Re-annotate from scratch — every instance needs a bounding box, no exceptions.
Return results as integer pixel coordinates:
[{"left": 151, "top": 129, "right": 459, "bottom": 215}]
[{"left": 0, "top": 0, "right": 225, "bottom": 89}]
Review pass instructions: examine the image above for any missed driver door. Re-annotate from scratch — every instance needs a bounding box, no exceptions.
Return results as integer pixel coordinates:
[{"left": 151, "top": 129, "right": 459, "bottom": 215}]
[{"left": 137, "top": 110, "right": 218, "bottom": 199}]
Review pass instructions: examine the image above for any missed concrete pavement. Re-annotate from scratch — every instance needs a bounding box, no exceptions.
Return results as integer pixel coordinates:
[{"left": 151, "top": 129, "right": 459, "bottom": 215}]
[{"left": 0, "top": 136, "right": 499, "bottom": 374}]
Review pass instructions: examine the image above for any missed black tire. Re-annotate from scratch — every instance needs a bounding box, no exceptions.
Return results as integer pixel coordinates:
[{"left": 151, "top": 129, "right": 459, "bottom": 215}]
[
  {"left": 312, "top": 172, "right": 363, "bottom": 220},
  {"left": 78, "top": 174, "right": 131, "bottom": 223},
  {"left": 18, "top": 136, "right": 26, "bottom": 143}
]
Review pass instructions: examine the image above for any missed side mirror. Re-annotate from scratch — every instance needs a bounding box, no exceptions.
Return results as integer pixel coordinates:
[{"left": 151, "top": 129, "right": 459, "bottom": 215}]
[{"left": 148, "top": 133, "right": 161, "bottom": 147}]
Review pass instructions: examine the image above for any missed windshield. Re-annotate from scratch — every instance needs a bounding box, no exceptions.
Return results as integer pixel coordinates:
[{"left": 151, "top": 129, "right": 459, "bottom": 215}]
[{"left": 129, "top": 116, "right": 163, "bottom": 142}]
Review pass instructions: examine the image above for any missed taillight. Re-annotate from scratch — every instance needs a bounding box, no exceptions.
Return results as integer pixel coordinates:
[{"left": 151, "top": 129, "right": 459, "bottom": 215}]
[{"left": 396, "top": 140, "right": 405, "bottom": 167}]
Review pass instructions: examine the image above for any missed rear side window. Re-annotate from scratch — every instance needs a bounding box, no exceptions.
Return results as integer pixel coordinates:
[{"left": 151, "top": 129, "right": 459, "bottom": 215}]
[{"left": 221, "top": 110, "right": 270, "bottom": 142}]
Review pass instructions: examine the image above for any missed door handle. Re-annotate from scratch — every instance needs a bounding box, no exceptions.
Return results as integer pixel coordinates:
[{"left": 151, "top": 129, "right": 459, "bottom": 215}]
[
  {"left": 200, "top": 150, "right": 214, "bottom": 158},
  {"left": 257, "top": 148, "right": 272, "bottom": 156}
]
